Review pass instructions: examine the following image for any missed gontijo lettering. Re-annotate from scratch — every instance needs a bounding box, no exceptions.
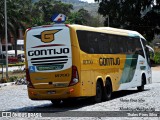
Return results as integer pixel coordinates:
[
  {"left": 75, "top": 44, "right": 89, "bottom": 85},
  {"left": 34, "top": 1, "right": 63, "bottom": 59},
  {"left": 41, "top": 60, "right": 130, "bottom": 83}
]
[
  {"left": 28, "top": 48, "right": 69, "bottom": 56},
  {"left": 99, "top": 57, "right": 120, "bottom": 66}
]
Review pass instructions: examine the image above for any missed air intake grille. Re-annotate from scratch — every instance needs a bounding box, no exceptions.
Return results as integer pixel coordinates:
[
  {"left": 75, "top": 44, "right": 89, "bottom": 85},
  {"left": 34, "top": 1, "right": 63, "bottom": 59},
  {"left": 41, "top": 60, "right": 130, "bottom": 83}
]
[{"left": 31, "top": 56, "right": 68, "bottom": 66}]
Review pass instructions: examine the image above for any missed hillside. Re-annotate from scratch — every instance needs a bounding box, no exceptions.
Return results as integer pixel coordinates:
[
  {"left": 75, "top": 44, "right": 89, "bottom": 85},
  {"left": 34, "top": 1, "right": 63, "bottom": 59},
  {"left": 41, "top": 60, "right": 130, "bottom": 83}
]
[
  {"left": 32, "top": 0, "right": 99, "bottom": 16},
  {"left": 72, "top": 2, "right": 99, "bottom": 15}
]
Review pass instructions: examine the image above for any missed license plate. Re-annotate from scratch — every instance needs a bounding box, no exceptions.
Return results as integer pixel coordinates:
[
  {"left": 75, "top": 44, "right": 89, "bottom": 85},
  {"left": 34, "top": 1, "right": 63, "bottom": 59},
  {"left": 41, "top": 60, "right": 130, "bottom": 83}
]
[{"left": 47, "top": 91, "right": 56, "bottom": 94}]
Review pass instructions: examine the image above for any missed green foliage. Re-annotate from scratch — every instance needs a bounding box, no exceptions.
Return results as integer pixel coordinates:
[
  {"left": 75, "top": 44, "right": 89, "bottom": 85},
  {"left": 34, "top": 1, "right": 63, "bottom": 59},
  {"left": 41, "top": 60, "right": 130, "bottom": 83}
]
[
  {"left": 154, "top": 51, "right": 160, "bottom": 64},
  {"left": 66, "top": 8, "right": 103, "bottom": 26},
  {"left": 8, "top": 76, "right": 18, "bottom": 82},
  {"left": 96, "top": 0, "right": 160, "bottom": 41},
  {"left": 1, "top": 1, "right": 26, "bottom": 40},
  {"left": 0, "top": 0, "right": 32, "bottom": 56},
  {"left": 67, "top": 9, "right": 89, "bottom": 25},
  {"left": 31, "top": 0, "right": 73, "bottom": 26},
  {"left": 12, "top": 68, "right": 24, "bottom": 73},
  {"left": 0, "top": 0, "right": 103, "bottom": 44}
]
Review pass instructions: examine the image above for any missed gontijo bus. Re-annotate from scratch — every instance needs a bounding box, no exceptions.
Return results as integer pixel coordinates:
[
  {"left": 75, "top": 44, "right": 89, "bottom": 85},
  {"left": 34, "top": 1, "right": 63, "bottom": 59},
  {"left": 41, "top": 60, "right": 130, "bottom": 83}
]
[{"left": 25, "top": 24, "right": 153, "bottom": 104}]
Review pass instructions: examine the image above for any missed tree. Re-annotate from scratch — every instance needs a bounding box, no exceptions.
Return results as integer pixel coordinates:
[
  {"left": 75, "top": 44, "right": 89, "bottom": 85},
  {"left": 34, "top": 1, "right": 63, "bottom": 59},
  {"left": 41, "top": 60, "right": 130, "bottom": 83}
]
[
  {"left": 95, "top": 0, "right": 160, "bottom": 42},
  {"left": 67, "top": 8, "right": 89, "bottom": 25},
  {"left": 67, "top": 8, "right": 96, "bottom": 25},
  {"left": 0, "top": 0, "right": 73, "bottom": 56},
  {"left": 0, "top": 0, "right": 31, "bottom": 56},
  {"left": 33, "top": 0, "right": 73, "bottom": 25},
  {"left": 141, "top": 7, "right": 160, "bottom": 41}
]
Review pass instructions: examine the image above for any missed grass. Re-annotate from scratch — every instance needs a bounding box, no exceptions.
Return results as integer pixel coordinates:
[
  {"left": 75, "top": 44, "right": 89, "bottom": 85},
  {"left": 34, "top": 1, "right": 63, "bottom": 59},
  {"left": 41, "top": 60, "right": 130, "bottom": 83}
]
[
  {"left": 8, "top": 63, "right": 24, "bottom": 67},
  {"left": 0, "top": 69, "right": 25, "bottom": 83},
  {"left": 0, "top": 62, "right": 25, "bottom": 83}
]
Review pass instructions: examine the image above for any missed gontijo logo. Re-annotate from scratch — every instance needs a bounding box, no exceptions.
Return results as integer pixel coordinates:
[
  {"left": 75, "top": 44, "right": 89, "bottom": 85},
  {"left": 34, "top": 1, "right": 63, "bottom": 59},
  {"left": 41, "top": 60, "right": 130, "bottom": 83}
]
[{"left": 34, "top": 29, "right": 62, "bottom": 43}]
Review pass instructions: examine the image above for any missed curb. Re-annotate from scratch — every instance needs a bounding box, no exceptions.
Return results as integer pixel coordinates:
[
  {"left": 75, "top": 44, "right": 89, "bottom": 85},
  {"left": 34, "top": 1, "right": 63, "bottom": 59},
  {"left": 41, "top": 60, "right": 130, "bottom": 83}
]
[{"left": 0, "top": 82, "right": 15, "bottom": 88}]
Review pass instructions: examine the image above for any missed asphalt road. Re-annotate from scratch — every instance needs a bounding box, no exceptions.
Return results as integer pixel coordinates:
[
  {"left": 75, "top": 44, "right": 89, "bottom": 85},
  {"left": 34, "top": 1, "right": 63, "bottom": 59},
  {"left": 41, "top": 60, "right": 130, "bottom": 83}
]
[{"left": 0, "top": 69, "right": 160, "bottom": 119}]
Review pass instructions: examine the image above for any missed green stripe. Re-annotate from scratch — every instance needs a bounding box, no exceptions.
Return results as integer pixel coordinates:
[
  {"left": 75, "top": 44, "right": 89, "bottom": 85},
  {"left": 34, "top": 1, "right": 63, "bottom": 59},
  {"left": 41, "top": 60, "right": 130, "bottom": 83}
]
[{"left": 119, "top": 54, "right": 138, "bottom": 84}]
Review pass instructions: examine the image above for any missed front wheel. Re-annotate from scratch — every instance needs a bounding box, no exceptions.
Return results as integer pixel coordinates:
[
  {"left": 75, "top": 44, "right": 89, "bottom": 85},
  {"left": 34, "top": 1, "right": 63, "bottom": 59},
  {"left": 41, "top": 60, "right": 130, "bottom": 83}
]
[
  {"left": 137, "top": 85, "right": 144, "bottom": 91},
  {"left": 51, "top": 99, "right": 61, "bottom": 105},
  {"left": 137, "top": 76, "right": 145, "bottom": 91}
]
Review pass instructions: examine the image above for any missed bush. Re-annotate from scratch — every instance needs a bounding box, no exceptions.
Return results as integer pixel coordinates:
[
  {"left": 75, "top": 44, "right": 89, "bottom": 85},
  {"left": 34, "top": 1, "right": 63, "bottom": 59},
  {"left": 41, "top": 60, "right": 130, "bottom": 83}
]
[
  {"left": 154, "top": 52, "right": 160, "bottom": 64},
  {"left": 12, "top": 69, "right": 24, "bottom": 73},
  {"left": 8, "top": 63, "right": 24, "bottom": 67},
  {"left": 0, "top": 78, "right": 7, "bottom": 83},
  {"left": 7, "top": 76, "right": 18, "bottom": 82}
]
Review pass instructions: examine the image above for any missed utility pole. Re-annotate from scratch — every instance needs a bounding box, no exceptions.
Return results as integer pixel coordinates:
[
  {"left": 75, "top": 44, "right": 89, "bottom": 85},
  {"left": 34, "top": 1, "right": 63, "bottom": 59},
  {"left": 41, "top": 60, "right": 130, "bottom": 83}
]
[{"left": 4, "top": 0, "right": 8, "bottom": 79}]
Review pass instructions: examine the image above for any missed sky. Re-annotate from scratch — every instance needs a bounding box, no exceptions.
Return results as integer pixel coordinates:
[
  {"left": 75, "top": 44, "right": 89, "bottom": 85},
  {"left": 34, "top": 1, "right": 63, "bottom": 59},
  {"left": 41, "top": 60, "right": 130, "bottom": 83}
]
[{"left": 81, "top": 0, "right": 95, "bottom": 3}]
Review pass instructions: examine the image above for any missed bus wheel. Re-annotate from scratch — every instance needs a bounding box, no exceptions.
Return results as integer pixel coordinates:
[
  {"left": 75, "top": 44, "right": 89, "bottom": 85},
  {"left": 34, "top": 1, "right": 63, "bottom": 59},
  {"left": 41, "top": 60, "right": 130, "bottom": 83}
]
[
  {"left": 137, "top": 75, "right": 145, "bottom": 91},
  {"left": 93, "top": 81, "right": 102, "bottom": 103},
  {"left": 51, "top": 100, "right": 61, "bottom": 105},
  {"left": 103, "top": 80, "right": 112, "bottom": 101},
  {"left": 63, "top": 98, "right": 76, "bottom": 104}
]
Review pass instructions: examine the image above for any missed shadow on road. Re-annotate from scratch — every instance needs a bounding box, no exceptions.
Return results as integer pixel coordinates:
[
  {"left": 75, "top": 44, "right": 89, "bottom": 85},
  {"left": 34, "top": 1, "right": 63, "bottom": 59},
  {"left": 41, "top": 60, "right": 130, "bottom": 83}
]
[
  {"left": 111, "top": 89, "right": 149, "bottom": 99},
  {"left": 7, "top": 89, "right": 150, "bottom": 112}
]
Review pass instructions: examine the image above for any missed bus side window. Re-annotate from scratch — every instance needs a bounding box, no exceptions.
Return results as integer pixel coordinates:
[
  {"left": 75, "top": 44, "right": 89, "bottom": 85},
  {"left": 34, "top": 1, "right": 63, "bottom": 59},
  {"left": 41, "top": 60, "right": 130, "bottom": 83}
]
[
  {"left": 126, "top": 40, "right": 133, "bottom": 54},
  {"left": 88, "top": 33, "right": 94, "bottom": 53},
  {"left": 99, "top": 33, "right": 110, "bottom": 54},
  {"left": 135, "top": 38, "right": 145, "bottom": 57},
  {"left": 88, "top": 32, "right": 99, "bottom": 54}
]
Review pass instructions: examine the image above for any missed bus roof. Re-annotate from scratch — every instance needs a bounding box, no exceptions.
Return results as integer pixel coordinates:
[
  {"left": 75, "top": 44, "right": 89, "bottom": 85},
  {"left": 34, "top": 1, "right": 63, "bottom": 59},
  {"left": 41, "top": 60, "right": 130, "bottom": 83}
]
[
  {"left": 98, "top": 27, "right": 145, "bottom": 40},
  {"left": 68, "top": 24, "right": 146, "bottom": 40},
  {"left": 28, "top": 24, "right": 146, "bottom": 40}
]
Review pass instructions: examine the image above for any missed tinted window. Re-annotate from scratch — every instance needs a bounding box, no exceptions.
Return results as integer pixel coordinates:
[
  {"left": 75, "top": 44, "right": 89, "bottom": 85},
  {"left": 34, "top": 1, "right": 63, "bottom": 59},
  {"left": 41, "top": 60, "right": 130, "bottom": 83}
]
[{"left": 77, "top": 30, "right": 144, "bottom": 56}]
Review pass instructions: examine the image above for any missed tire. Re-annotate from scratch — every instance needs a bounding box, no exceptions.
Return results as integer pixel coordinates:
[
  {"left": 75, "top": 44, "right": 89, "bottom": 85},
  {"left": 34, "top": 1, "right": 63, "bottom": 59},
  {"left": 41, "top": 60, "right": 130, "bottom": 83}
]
[
  {"left": 92, "top": 81, "right": 102, "bottom": 103},
  {"left": 103, "top": 80, "right": 112, "bottom": 101},
  {"left": 51, "top": 99, "right": 61, "bottom": 105},
  {"left": 137, "top": 76, "right": 145, "bottom": 91},
  {"left": 63, "top": 98, "right": 76, "bottom": 104}
]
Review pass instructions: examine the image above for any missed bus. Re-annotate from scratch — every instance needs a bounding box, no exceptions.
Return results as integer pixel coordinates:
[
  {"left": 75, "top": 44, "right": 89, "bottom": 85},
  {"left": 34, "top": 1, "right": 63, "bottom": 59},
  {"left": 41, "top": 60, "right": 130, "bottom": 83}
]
[{"left": 25, "top": 24, "right": 153, "bottom": 104}]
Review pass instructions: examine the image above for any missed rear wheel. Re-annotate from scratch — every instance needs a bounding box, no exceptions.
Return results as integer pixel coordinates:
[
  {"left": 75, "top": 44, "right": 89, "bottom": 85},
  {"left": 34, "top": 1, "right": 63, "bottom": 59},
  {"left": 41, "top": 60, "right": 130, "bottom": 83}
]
[
  {"left": 92, "top": 81, "right": 102, "bottom": 103},
  {"left": 51, "top": 99, "right": 61, "bottom": 105},
  {"left": 103, "top": 80, "right": 112, "bottom": 101},
  {"left": 63, "top": 98, "right": 76, "bottom": 104},
  {"left": 137, "top": 75, "right": 145, "bottom": 91}
]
